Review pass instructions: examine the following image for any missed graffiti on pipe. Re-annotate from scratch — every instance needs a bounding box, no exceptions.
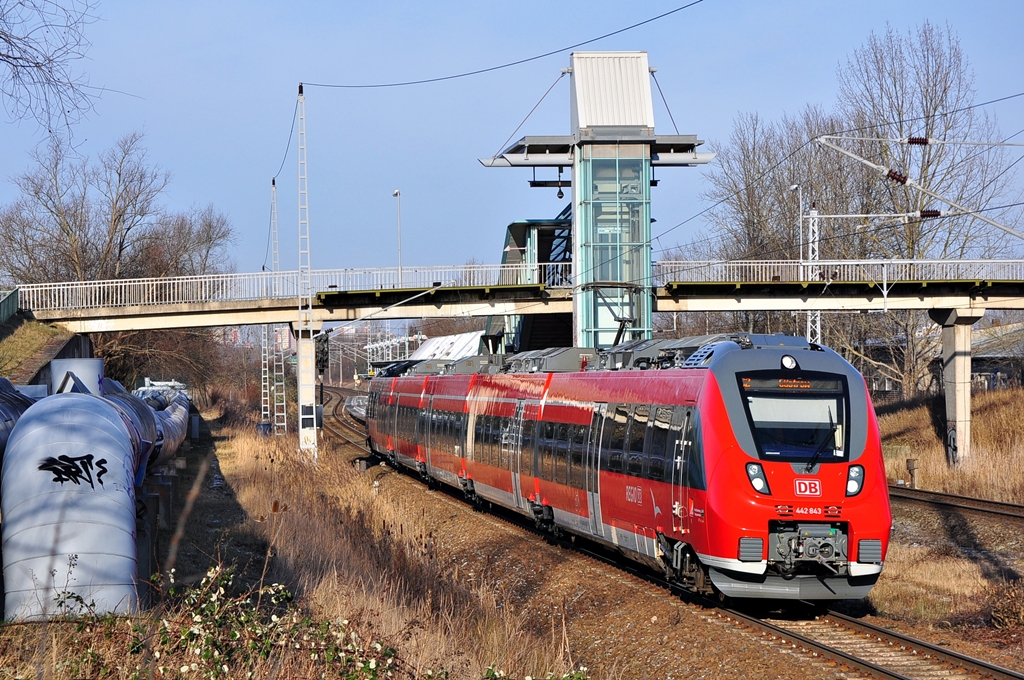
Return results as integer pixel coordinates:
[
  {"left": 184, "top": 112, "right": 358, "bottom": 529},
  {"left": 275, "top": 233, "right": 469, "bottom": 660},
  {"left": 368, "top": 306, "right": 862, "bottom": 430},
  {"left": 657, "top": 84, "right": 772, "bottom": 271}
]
[{"left": 38, "top": 454, "right": 108, "bottom": 489}]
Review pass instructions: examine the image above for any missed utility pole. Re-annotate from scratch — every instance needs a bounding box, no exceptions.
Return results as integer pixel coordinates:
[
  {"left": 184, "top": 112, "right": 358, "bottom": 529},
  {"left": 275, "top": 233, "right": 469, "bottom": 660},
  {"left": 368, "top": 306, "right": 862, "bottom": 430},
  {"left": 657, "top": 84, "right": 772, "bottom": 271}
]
[
  {"left": 807, "top": 207, "right": 820, "bottom": 345},
  {"left": 296, "top": 83, "right": 317, "bottom": 458}
]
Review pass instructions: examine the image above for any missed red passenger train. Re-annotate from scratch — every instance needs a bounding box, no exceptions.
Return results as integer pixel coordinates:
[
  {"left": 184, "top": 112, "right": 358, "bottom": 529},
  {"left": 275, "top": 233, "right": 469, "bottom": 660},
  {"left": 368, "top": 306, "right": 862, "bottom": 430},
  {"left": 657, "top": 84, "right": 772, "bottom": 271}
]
[{"left": 365, "top": 334, "right": 891, "bottom": 600}]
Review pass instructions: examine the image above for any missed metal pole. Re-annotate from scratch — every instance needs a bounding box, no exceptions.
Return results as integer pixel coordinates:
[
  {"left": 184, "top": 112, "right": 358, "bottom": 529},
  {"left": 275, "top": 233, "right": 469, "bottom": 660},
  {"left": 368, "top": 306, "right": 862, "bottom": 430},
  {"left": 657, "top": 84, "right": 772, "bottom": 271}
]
[
  {"left": 789, "top": 184, "right": 803, "bottom": 281},
  {"left": 296, "top": 82, "right": 317, "bottom": 457},
  {"left": 393, "top": 189, "right": 403, "bottom": 287}
]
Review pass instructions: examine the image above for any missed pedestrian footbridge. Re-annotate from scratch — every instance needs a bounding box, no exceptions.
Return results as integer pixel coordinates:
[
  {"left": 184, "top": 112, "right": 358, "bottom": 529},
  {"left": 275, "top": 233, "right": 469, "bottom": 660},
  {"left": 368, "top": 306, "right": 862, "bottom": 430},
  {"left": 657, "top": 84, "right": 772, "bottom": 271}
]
[{"left": 13, "top": 259, "right": 1024, "bottom": 333}]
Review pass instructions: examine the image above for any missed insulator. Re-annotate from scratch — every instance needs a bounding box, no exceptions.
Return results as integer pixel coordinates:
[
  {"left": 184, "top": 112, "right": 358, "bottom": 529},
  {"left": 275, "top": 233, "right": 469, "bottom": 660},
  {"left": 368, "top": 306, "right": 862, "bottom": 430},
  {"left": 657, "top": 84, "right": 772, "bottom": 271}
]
[
  {"left": 886, "top": 169, "right": 909, "bottom": 185},
  {"left": 906, "top": 136, "right": 930, "bottom": 145},
  {"left": 919, "top": 209, "right": 942, "bottom": 218}
]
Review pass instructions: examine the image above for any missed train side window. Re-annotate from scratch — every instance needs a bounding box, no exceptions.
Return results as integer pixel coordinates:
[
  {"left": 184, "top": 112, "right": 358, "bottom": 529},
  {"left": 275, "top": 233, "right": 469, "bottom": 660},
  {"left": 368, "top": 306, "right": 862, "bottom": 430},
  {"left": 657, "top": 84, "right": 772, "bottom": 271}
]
[
  {"left": 479, "top": 415, "right": 490, "bottom": 466},
  {"left": 453, "top": 413, "right": 459, "bottom": 455},
  {"left": 686, "top": 412, "right": 706, "bottom": 490},
  {"left": 473, "top": 415, "right": 484, "bottom": 461},
  {"left": 442, "top": 412, "right": 451, "bottom": 454},
  {"left": 450, "top": 412, "right": 458, "bottom": 455},
  {"left": 610, "top": 405, "right": 628, "bottom": 451},
  {"left": 648, "top": 406, "right": 672, "bottom": 481},
  {"left": 455, "top": 412, "right": 465, "bottom": 456},
  {"left": 603, "top": 404, "right": 628, "bottom": 474},
  {"left": 627, "top": 405, "right": 649, "bottom": 476},
  {"left": 554, "top": 422, "right": 570, "bottom": 485},
  {"left": 498, "top": 416, "right": 510, "bottom": 468},
  {"left": 483, "top": 413, "right": 491, "bottom": 466},
  {"left": 522, "top": 420, "right": 536, "bottom": 477},
  {"left": 628, "top": 405, "right": 649, "bottom": 454},
  {"left": 538, "top": 421, "right": 554, "bottom": 481},
  {"left": 569, "top": 424, "right": 585, "bottom": 488},
  {"left": 491, "top": 415, "right": 500, "bottom": 466}
]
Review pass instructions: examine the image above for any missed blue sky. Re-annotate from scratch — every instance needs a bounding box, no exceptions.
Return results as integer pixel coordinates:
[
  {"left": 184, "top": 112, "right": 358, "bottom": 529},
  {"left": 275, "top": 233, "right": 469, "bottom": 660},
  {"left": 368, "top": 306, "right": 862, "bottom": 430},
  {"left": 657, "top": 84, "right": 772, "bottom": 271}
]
[{"left": 1, "top": 0, "right": 1022, "bottom": 275}]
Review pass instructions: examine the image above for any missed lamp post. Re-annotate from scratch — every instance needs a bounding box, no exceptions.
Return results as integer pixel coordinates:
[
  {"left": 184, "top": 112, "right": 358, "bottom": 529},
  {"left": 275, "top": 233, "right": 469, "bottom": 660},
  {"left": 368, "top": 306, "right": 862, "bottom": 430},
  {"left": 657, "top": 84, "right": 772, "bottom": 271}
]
[{"left": 392, "top": 189, "right": 403, "bottom": 287}]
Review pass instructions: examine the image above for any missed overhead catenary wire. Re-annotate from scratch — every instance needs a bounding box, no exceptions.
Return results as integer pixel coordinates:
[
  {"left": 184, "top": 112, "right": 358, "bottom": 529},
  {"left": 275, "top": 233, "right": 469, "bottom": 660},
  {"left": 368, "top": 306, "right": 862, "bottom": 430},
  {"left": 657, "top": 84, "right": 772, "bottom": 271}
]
[
  {"left": 263, "top": 99, "right": 299, "bottom": 271},
  {"left": 261, "top": 2, "right": 706, "bottom": 274},
  {"left": 491, "top": 72, "right": 566, "bottom": 160},
  {"left": 648, "top": 123, "right": 1024, "bottom": 261},
  {"left": 303, "top": 1, "right": 705, "bottom": 89},
  {"left": 650, "top": 72, "right": 680, "bottom": 136}
]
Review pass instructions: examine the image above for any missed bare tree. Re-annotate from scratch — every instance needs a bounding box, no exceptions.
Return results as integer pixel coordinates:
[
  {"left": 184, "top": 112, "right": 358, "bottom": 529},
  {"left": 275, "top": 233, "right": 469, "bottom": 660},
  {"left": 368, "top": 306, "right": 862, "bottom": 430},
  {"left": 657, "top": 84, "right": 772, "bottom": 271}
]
[
  {"left": 684, "top": 22, "right": 1021, "bottom": 399},
  {"left": 834, "top": 21, "right": 1017, "bottom": 260},
  {"left": 0, "top": 0, "right": 94, "bottom": 130},
  {"left": 0, "top": 131, "right": 237, "bottom": 389}
]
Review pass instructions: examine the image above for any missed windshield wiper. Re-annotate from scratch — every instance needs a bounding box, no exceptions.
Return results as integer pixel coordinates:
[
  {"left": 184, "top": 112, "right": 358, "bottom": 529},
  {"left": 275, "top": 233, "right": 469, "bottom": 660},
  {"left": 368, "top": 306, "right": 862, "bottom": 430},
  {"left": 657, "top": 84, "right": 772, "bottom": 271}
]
[{"left": 804, "top": 406, "right": 836, "bottom": 473}]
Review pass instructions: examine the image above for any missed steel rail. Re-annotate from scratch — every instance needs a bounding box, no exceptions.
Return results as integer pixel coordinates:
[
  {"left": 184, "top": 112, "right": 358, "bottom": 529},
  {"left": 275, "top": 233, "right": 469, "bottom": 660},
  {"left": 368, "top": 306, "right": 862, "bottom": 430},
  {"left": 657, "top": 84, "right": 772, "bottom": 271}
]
[
  {"left": 888, "top": 485, "right": 1024, "bottom": 520},
  {"left": 822, "top": 610, "right": 1024, "bottom": 680},
  {"left": 717, "top": 609, "right": 913, "bottom": 680}
]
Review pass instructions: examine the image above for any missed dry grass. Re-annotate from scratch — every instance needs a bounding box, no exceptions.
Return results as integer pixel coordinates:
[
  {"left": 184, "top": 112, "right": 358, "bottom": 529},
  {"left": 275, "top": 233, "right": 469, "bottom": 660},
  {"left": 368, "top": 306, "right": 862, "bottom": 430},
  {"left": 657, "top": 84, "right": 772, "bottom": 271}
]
[
  {"left": 878, "top": 388, "right": 1024, "bottom": 501},
  {"left": 866, "top": 541, "right": 994, "bottom": 623},
  {"left": 871, "top": 388, "right": 1024, "bottom": 629},
  {"left": 0, "top": 317, "right": 64, "bottom": 375},
  {"left": 220, "top": 427, "right": 575, "bottom": 678}
]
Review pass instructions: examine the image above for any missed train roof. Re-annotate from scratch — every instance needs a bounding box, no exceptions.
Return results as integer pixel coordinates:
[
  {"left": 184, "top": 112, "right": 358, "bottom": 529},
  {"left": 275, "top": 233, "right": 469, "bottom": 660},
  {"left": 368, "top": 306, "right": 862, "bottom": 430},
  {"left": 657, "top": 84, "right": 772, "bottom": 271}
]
[{"left": 370, "top": 333, "right": 818, "bottom": 379}]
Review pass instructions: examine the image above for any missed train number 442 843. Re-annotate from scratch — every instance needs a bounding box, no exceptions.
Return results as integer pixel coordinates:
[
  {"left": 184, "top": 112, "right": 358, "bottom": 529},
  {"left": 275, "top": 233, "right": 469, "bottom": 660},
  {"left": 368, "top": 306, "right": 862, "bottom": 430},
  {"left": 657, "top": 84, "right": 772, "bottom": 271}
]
[{"left": 794, "top": 506, "right": 824, "bottom": 515}]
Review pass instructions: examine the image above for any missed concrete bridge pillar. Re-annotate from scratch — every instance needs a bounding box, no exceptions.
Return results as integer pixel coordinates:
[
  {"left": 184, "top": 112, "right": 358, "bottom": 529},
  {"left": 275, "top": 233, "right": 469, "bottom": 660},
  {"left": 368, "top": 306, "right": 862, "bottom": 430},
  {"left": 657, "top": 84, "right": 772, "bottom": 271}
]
[{"left": 928, "top": 309, "right": 984, "bottom": 466}]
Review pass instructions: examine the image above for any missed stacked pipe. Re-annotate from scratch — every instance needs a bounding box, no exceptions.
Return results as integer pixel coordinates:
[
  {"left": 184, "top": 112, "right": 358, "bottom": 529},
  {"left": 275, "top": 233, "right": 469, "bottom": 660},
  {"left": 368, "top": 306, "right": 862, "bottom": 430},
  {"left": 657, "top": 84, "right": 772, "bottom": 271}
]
[
  {"left": 0, "top": 378, "right": 36, "bottom": 456},
  {"left": 1, "top": 365, "right": 191, "bottom": 620}
]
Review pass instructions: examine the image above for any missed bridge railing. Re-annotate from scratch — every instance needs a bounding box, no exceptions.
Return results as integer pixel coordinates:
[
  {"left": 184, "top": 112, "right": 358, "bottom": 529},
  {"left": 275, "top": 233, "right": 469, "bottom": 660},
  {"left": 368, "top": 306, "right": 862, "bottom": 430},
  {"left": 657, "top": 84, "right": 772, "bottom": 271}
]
[
  {"left": 652, "top": 259, "right": 1024, "bottom": 285},
  {"left": 18, "top": 259, "right": 1024, "bottom": 313},
  {"left": 0, "top": 289, "right": 18, "bottom": 325},
  {"left": 17, "top": 263, "right": 574, "bottom": 312}
]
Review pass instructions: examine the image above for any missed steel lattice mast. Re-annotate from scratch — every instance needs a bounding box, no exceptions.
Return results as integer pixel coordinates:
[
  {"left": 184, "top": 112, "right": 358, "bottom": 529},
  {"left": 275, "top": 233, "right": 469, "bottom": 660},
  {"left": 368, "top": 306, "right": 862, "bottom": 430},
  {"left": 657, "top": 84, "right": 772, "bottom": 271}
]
[
  {"left": 296, "top": 83, "right": 317, "bottom": 456},
  {"left": 271, "top": 178, "right": 287, "bottom": 434}
]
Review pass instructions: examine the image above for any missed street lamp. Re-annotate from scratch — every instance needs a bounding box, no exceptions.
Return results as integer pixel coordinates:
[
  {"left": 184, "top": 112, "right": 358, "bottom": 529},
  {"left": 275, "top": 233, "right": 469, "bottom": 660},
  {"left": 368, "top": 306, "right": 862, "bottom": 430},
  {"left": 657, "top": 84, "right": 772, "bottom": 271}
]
[{"left": 392, "top": 189, "right": 403, "bottom": 287}]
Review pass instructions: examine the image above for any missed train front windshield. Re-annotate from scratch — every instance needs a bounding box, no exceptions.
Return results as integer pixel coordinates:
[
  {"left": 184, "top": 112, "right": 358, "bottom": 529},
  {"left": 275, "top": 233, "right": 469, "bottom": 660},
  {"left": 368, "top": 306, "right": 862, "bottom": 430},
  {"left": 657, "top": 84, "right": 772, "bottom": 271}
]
[{"left": 738, "top": 372, "right": 848, "bottom": 463}]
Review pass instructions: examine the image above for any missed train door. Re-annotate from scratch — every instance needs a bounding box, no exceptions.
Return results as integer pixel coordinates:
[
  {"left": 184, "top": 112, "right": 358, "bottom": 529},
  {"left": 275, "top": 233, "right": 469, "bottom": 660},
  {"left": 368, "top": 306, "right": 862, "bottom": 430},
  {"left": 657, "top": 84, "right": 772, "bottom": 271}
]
[
  {"left": 585, "top": 403, "right": 607, "bottom": 537},
  {"left": 503, "top": 400, "right": 526, "bottom": 510},
  {"left": 671, "top": 407, "right": 690, "bottom": 535}
]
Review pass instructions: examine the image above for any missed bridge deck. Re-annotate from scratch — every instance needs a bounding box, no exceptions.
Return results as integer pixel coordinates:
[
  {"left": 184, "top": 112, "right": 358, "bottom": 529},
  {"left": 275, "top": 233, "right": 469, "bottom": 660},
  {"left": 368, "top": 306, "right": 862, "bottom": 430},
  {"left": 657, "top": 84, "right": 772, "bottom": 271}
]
[{"left": 16, "top": 259, "right": 1024, "bottom": 331}]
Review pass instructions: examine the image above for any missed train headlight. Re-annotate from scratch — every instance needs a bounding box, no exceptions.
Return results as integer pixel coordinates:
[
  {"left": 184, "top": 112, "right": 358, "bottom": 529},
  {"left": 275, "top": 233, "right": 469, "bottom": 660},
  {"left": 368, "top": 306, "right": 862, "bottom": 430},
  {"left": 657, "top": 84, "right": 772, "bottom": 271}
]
[
  {"left": 781, "top": 355, "right": 797, "bottom": 370},
  {"left": 846, "top": 464, "right": 864, "bottom": 496},
  {"left": 745, "top": 462, "right": 771, "bottom": 495}
]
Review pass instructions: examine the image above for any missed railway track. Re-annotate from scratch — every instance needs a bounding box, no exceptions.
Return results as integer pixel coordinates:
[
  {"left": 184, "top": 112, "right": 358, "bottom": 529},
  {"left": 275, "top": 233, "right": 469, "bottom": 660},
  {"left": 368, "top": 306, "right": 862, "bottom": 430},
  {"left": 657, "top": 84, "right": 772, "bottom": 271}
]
[
  {"left": 318, "top": 389, "right": 1024, "bottom": 679},
  {"left": 888, "top": 485, "right": 1024, "bottom": 520},
  {"left": 321, "top": 386, "right": 369, "bottom": 447},
  {"left": 720, "top": 608, "right": 1024, "bottom": 680}
]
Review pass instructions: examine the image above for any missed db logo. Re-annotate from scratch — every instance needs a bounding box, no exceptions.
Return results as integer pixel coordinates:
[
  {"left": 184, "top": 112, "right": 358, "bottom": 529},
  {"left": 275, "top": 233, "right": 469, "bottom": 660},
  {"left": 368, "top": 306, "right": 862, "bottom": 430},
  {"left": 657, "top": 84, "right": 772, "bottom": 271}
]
[{"left": 794, "top": 479, "right": 822, "bottom": 496}]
